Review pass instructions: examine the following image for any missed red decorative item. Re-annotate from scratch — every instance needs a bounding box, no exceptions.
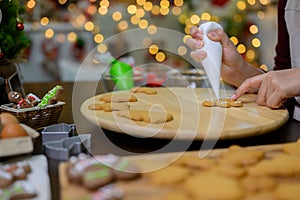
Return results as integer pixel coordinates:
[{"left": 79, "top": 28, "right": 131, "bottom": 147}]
[
  {"left": 212, "top": 0, "right": 229, "bottom": 7},
  {"left": 0, "top": 52, "right": 4, "bottom": 59},
  {"left": 16, "top": 22, "right": 24, "bottom": 31}
]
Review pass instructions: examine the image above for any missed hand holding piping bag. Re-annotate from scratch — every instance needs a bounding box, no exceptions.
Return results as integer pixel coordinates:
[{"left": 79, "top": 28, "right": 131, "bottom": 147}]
[{"left": 197, "top": 22, "right": 223, "bottom": 99}]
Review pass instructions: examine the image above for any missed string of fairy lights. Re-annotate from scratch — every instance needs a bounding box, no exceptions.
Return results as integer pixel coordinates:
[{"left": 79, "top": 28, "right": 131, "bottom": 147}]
[{"left": 25, "top": 0, "right": 274, "bottom": 69}]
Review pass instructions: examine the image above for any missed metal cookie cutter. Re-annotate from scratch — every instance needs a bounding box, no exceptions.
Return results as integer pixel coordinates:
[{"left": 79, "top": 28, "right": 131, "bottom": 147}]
[
  {"left": 43, "top": 134, "right": 91, "bottom": 160},
  {"left": 41, "top": 123, "right": 76, "bottom": 144}
]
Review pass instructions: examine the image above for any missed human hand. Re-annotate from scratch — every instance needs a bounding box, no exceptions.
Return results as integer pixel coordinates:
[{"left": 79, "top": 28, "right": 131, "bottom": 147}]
[
  {"left": 230, "top": 68, "right": 300, "bottom": 109},
  {"left": 186, "top": 23, "right": 246, "bottom": 87}
]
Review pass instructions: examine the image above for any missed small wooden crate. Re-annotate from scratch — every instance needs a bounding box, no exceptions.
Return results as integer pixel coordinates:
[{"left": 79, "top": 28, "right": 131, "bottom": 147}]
[{"left": 0, "top": 101, "right": 65, "bottom": 130}]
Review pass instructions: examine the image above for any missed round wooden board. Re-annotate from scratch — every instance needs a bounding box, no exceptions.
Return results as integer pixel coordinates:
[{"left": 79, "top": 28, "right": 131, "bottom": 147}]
[{"left": 80, "top": 88, "right": 289, "bottom": 140}]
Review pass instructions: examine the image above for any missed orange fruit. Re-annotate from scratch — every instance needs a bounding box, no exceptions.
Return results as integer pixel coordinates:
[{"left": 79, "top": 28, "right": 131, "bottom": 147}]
[{"left": 0, "top": 123, "right": 28, "bottom": 139}]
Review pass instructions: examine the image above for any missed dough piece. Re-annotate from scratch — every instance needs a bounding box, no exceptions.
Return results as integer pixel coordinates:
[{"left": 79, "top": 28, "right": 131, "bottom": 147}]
[
  {"left": 247, "top": 154, "right": 300, "bottom": 176},
  {"left": 117, "top": 110, "right": 173, "bottom": 124},
  {"left": 9, "top": 180, "right": 37, "bottom": 200},
  {"left": 202, "top": 98, "right": 243, "bottom": 108},
  {"left": 212, "top": 165, "right": 246, "bottom": 178},
  {"left": 276, "top": 182, "right": 300, "bottom": 200},
  {"left": 241, "top": 176, "right": 276, "bottom": 193},
  {"left": 131, "top": 87, "right": 158, "bottom": 95},
  {"left": 219, "top": 146, "right": 265, "bottom": 166},
  {"left": 183, "top": 172, "right": 243, "bottom": 200},
  {"left": 282, "top": 142, "right": 300, "bottom": 156},
  {"left": 101, "top": 102, "right": 130, "bottom": 112},
  {"left": 100, "top": 93, "right": 137, "bottom": 103},
  {"left": 148, "top": 165, "right": 190, "bottom": 185},
  {"left": 201, "top": 100, "right": 216, "bottom": 107},
  {"left": 175, "top": 155, "right": 217, "bottom": 170},
  {"left": 88, "top": 103, "right": 102, "bottom": 110}
]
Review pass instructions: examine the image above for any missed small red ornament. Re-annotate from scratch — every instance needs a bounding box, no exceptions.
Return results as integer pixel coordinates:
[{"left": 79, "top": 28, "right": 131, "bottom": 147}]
[
  {"left": 0, "top": 52, "right": 4, "bottom": 59},
  {"left": 16, "top": 22, "right": 24, "bottom": 31},
  {"left": 212, "top": 0, "right": 229, "bottom": 7}
]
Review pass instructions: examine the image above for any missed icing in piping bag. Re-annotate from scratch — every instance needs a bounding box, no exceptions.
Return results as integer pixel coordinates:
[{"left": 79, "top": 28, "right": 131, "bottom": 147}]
[{"left": 198, "top": 22, "right": 223, "bottom": 99}]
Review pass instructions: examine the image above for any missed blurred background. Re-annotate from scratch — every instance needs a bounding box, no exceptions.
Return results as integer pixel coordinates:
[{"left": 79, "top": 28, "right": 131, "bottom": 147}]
[{"left": 14, "top": 0, "right": 277, "bottom": 83}]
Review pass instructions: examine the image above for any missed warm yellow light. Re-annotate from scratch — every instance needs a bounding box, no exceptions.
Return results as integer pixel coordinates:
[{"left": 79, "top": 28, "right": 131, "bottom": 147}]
[
  {"left": 40, "top": 17, "right": 49, "bottom": 26},
  {"left": 174, "top": 0, "right": 184, "bottom": 7},
  {"left": 185, "top": 19, "right": 193, "bottom": 26},
  {"left": 249, "top": 25, "right": 259, "bottom": 34},
  {"left": 160, "top": 0, "right": 170, "bottom": 8},
  {"left": 201, "top": 12, "right": 211, "bottom": 21},
  {"left": 149, "top": 44, "right": 159, "bottom": 55},
  {"left": 100, "top": 0, "right": 109, "bottom": 7},
  {"left": 136, "top": 0, "right": 146, "bottom": 6},
  {"left": 67, "top": 4, "right": 76, "bottom": 12},
  {"left": 190, "top": 14, "right": 200, "bottom": 25},
  {"left": 67, "top": 32, "right": 77, "bottom": 42},
  {"left": 183, "top": 35, "right": 192, "bottom": 43},
  {"left": 98, "top": 7, "right": 108, "bottom": 15},
  {"left": 160, "top": 7, "right": 169, "bottom": 16},
  {"left": 118, "top": 20, "right": 128, "bottom": 31},
  {"left": 178, "top": 46, "right": 187, "bottom": 56},
  {"left": 136, "top": 8, "right": 145, "bottom": 18},
  {"left": 172, "top": 7, "right": 182, "bottom": 16},
  {"left": 259, "top": 0, "right": 269, "bottom": 5},
  {"left": 151, "top": 5, "right": 160, "bottom": 15},
  {"left": 246, "top": 49, "right": 256, "bottom": 60},
  {"left": 94, "top": 34, "right": 104, "bottom": 43},
  {"left": 156, "top": 52, "right": 166, "bottom": 62},
  {"left": 130, "top": 15, "right": 140, "bottom": 25},
  {"left": 247, "top": 0, "right": 256, "bottom": 5},
  {"left": 233, "top": 13, "right": 243, "bottom": 22},
  {"left": 58, "top": 0, "right": 67, "bottom": 5},
  {"left": 97, "top": 44, "right": 107, "bottom": 53},
  {"left": 87, "top": 5, "right": 97, "bottom": 15},
  {"left": 27, "top": 0, "right": 36, "bottom": 9},
  {"left": 237, "top": 0, "right": 247, "bottom": 10},
  {"left": 112, "top": 11, "right": 122, "bottom": 21},
  {"left": 84, "top": 21, "right": 94, "bottom": 31},
  {"left": 178, "top": 14, "right": 188, "bottom": 24},
  {"left": 259, "top": 64, "right": 268, "bottom": 71},
  {"left": 237, "top": 44, "right": 246, "bottom": 54},
  {"left": 139, "top": 19, "right": 148, "bottom": 29},
  {"left": 147, "top": 25, "right": 157, "bottom": 35},
  {"left": 45, "top": 29, "right": 54, "bottom": 39},
  {"left": 143, "top": 37, "right": 152, "bottom": 47},
  {"left": 184, "top": 26, "right": 192, "bottom": 35},
  {"left": 252, "top": 38, "right": 261, "bottom": 48},
  {"left": 143, "top": 2, "right": 153, "bottom": 11},
  {"left": 257, "top": 11, "right": 265, "bottom": 19},
  {"left": 230, "top": 36, "right": 239, "bottom": 45},
  {"left": 127, "top": 5, "right": 137, "bottom": 14}
]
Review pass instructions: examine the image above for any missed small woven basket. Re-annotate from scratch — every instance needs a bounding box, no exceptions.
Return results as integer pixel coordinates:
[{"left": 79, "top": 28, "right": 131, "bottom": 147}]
[{"left": 0, "top": 101, "right": 65, "bottom": 130}]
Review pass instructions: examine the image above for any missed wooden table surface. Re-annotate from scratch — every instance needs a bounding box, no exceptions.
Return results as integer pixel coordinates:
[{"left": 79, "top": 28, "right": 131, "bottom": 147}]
[{"left": 22, "top": 81, "right": 300, "bottom": 200}]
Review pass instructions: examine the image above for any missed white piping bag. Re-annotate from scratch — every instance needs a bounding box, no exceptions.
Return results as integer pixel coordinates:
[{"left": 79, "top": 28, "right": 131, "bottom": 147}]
[{"left": 198, "top": 22, "right": 223, "bottom": 99}]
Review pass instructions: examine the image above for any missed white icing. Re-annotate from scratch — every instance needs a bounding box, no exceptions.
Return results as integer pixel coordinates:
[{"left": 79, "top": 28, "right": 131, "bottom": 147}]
[{"left": 198, "top": 22, "right": 223, "bottom": 99}]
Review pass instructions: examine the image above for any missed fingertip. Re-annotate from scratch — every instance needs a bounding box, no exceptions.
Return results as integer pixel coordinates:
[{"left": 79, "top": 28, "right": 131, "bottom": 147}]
[{"left": 230, "top": 93, "right": 238, "bottom": 100}]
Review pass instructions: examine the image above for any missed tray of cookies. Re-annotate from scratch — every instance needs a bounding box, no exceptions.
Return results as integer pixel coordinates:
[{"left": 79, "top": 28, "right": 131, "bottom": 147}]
[
  {"left": 60, "top": 140, "right": 300, "bottom": 200},
  {"left": 80, "top": 87, "right": 288, "bottom": 140}
]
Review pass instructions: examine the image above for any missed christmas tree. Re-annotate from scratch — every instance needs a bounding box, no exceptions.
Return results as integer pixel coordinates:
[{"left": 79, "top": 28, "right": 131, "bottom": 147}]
[{"left": 0, "top": 0, "right": 30, "bottom": 65}]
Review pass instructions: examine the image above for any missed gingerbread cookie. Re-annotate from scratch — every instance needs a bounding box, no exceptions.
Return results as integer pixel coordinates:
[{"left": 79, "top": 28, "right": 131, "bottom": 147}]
[
  {"left": 241, "top": 176, "right": 276, "bottom": 193},
  {"left": 219, "top": 146, "right": 265, "bottom": 166},
  {"left": 175, "top": 155, "right": 217, "bottom": 170},
  {"left": 0, "top": 170, "right": 13, "bottom": 188},
  {"left": 183, "top": 172, "right": 243, "bottom": 200},
  {"left": 282, "top": 142, "right": 300, "bottom": 156},
  {"left": 112, "top": 159, "right": 140, "bottom": 180},
  {"left": 100, "top": 93, "right": 137, "bottom": 103},
  {"left": 202, "top": 98, "right": 243, "bottom": 108},
  {"left": 117, "top": 110, "right": 173, "bottom": 124},
  {"left": 131, "top": 87, "right": 157, "bottom": 95},
  {"left": 148, "top": 165, "right": 190, "bottom": 185}
]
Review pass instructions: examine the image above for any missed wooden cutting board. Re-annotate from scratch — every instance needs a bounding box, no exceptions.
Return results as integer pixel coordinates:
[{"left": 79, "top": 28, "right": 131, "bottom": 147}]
[
  {"left": 59, "top": 143, "right": 297, "bottom": 200},
  {"left": 80, "top": 88, "right": 288, "bottom": 140}
]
